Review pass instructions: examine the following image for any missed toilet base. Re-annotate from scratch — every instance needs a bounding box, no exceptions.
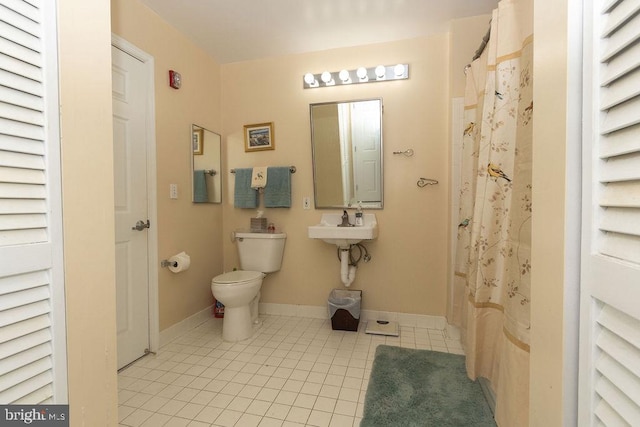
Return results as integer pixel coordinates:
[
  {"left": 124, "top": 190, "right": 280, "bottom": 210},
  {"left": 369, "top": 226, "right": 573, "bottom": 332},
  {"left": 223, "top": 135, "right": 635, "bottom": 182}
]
[
  {"left": 222, "top": 305, "right": 253, "bottom": 342},
  {"left": 213, "top": 284, "right": 262, "bottom": 342}
]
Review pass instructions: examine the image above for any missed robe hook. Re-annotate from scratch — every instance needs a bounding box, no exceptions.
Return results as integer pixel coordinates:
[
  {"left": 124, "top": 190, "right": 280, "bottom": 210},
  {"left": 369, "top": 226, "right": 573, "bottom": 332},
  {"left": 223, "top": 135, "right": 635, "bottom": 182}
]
[
  {"left": 393, "top": 149, "right": 414, "bottom": 157},
  {"left": 417, "top": 177, "right": 438, "bottom": 187}
]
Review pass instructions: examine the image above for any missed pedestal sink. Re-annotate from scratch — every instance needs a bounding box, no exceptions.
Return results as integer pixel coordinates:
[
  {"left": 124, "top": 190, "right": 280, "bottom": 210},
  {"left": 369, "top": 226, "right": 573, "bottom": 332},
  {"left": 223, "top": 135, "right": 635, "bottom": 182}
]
[{"left": 308, "top": 213, "right": 378, "bottom": 248}]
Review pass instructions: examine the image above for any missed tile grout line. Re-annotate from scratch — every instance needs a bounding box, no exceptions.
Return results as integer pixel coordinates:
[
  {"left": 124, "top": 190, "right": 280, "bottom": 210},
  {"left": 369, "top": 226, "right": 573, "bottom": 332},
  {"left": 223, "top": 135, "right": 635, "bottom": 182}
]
[{"left": 118, "top": 315, "right": 462, "bottom": 427}]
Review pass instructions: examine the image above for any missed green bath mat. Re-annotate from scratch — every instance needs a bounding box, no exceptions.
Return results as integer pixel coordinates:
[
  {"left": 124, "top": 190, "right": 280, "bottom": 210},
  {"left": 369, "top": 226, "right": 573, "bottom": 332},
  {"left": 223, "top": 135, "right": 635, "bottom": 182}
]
[{"left": 361, "top": 345, "right": 496, "bottom": 427}]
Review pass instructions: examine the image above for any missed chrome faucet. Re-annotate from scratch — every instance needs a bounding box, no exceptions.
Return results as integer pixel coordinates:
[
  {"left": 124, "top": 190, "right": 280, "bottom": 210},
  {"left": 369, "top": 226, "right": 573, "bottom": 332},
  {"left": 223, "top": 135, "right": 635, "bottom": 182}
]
[{"left": 338, "top": 210, "right": 353, "bottom": 227}]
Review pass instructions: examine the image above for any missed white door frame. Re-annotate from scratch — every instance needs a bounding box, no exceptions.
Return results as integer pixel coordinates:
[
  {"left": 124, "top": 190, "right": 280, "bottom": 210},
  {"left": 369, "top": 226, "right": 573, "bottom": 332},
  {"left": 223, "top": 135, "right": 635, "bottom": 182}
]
[{"left": 111, "top": 34, "right": 159, "bottom": 355}]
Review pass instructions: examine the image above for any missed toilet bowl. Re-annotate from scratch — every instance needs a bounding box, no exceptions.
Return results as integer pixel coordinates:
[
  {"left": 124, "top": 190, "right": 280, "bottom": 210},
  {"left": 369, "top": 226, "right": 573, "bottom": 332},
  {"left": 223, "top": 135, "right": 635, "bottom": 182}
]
[
  {"left": 211, "top": 270, "right": 265, "bottom": 342},
  {"left": 211, "top": 232, "right": 286, "bottom": 342}
]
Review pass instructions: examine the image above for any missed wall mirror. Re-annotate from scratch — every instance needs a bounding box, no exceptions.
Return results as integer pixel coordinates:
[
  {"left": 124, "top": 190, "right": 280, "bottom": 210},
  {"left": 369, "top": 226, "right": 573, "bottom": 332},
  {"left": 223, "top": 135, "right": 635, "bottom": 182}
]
[
  {"left": 310, "top": 98, "right": 383, "bottom": 209},
  {"left": 191, "top": 124, "right": 222, "bottom": 203}
]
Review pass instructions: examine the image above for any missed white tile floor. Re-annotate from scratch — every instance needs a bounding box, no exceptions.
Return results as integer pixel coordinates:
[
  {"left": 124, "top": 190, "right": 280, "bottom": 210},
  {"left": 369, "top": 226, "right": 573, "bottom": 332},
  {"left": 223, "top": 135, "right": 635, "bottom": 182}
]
[{"left": 118, "top": 315, "right": 463, "bottom": 427}]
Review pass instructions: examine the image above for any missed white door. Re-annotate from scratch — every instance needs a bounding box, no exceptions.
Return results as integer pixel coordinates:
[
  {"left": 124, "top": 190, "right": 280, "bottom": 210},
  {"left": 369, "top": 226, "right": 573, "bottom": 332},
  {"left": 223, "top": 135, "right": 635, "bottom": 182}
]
[
  {"left": 578, "top": 0, "right": 640, "bottom": 424},
  {"left": 112, "top": 46, "right": 150, "bottom": 369},
  {"left": 351, "top": 100, "right": 382, "bottom": 203}
]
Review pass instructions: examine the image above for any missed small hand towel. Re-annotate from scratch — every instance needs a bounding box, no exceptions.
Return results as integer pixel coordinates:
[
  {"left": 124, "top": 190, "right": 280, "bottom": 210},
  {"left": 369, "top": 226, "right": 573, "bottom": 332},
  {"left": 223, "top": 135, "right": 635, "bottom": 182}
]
[
  {"left": 193, "top": 170, "right": 209, "bottom": 203},
  {"left": 264, "top": 166, "right": 291, "bottom": 208},
  {"left": 251, "top": 166, "right": 268, "bottom": 189},
  {"left": 234, "top": 168, "right": 258, "bottom": 208}
]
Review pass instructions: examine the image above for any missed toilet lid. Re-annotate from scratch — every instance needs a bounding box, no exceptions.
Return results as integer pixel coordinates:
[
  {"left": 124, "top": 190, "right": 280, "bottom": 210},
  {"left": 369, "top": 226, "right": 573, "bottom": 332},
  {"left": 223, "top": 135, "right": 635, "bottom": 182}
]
[{"left": 212, "top": 270, "right": 264, "bottom": 284}]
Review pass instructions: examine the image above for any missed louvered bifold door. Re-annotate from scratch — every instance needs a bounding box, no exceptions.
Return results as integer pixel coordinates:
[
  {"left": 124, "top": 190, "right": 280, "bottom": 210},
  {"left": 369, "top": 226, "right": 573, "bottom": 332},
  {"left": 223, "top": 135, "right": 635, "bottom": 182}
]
[
  {"left": 0, "top": 0, "right": 67, "bottom": 403},
  {"left": 579, "top": 0, "right": 640, "bottom": 424}
]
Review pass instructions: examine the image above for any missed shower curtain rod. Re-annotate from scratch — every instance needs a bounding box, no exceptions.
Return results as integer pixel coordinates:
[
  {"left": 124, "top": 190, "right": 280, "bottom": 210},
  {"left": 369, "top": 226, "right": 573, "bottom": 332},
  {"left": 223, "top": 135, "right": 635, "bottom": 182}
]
[
  {"left": 465, "top": 22, "right": 492, "bottom": 72},
  {"left": 472, "top": 25, "right": 492, "bottom": 61}
]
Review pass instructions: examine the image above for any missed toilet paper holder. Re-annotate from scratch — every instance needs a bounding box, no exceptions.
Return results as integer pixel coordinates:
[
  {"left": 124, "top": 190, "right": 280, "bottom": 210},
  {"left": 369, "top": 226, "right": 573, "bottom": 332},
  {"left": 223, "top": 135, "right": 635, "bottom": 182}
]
[
  {"left": 162, "top": 251, "right": 191, "bottom": 273},
  {"left": 161, "top": 259, "right": 178, "bottom": 268}
]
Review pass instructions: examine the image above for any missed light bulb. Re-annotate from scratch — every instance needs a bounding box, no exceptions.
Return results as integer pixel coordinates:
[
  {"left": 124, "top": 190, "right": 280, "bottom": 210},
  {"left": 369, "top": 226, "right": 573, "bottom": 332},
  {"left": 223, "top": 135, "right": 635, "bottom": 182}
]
[
  {"left": 375, "top": 65, "right": 386, "bottom": 79},
  {"left": 339, "top": 69, "right": 351, "bottom": 83},
  {"left": 304, "top": 73, "right": 316, "bottom": 85},
  {"left": 394, "top": 64, "right": 405, "bottom": 77},
  {"left": 321, "top": 71, "right": 332, "bottom": 83},
  {"left": 356, "top": 67, "right": 368, "bottom": 81}
]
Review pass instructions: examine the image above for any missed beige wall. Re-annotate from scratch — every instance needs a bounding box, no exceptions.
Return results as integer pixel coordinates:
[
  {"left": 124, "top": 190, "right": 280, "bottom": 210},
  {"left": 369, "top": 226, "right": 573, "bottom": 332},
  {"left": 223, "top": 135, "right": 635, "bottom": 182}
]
[
  {"left": 58, "top": 0, "right": 118, "bottom": 424},
  {"left": 530, "top": 0, "right": 578, "bottom": 424},
  {"left": 111, "top": 0, "right": 224, "bottom": 330},
  {"left": 449, "top": 15, "right": 492, "bottom": 98},
  {"left": 221, "top": 36, "right": 451, "bottom": 315}
]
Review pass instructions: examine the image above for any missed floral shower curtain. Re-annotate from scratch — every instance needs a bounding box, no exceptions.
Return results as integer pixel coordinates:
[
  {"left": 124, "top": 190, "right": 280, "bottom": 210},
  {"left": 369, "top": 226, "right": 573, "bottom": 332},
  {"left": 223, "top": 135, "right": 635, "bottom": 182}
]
[{"left": 453, "top": 0, "right": 533, "bottom": 425}]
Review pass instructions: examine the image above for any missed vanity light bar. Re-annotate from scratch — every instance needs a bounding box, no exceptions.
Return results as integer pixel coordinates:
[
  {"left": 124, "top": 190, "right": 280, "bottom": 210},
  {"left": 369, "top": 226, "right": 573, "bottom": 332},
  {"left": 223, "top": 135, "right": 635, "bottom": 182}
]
[{"left": 302, "top": 64, "right": 409, "bottom": 89}]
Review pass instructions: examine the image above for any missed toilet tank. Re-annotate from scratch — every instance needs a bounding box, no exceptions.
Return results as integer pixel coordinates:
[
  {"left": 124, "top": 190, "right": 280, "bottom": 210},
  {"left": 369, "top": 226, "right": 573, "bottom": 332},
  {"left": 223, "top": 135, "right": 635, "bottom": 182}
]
[{"left": 235, "top": 232, "right": 286, "bottom": 273}]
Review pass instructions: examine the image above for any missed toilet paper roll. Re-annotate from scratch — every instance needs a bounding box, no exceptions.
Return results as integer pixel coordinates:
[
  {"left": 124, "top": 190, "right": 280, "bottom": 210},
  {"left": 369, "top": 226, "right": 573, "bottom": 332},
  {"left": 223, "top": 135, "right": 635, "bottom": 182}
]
[{"left": 168, "top": 251, "right": 190, "bottom": 273}]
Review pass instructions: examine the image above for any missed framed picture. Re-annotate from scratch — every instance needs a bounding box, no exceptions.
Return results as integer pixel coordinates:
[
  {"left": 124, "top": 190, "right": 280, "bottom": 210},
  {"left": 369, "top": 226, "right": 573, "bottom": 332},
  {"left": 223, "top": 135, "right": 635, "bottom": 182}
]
[
  {"left": 244, "top": 122, "right": 275, "bottom": 152},
  {"left": 193, "top": 128, "right": 204, "bottom": 155}
]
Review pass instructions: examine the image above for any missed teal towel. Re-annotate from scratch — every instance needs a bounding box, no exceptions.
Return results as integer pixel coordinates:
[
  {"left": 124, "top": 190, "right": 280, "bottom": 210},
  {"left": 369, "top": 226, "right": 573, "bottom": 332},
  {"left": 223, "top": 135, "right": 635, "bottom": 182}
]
[
  {"left": 193, "top": 170, "right": 208, "bottom": 203},
  {"left": 234, "top": 168, "right": 258, "bottom": 208},
  {"left": 264, "top": 167, "right": 291, "bottom": 208}
]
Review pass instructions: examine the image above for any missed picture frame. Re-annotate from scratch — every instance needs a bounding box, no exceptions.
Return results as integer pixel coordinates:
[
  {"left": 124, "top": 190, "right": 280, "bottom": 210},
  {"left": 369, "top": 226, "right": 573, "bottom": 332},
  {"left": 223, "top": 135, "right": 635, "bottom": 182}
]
[
  {"left": 244, "top": 122, "right": 275, "bottom": 152},
  {"left": 193, "top": 128, "right": 204, "bottom": 155}
]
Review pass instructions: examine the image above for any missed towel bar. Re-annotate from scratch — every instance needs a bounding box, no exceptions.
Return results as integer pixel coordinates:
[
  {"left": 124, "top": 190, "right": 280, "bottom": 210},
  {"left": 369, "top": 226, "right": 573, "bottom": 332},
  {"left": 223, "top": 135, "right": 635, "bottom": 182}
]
[{"left": 231, "top": 166, "right": 296, "bottom": 174}]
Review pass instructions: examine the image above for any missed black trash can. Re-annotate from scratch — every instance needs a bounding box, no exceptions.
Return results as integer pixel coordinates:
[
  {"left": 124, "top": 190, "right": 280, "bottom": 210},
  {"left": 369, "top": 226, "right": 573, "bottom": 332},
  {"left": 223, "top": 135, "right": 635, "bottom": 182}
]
[{"left": 328, "top": 289, "right": 362, "bottom": 331}]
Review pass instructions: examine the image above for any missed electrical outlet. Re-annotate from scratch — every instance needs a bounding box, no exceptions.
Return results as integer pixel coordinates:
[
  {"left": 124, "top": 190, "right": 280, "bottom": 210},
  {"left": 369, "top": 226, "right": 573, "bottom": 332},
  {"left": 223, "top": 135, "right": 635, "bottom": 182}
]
[
  {"left": 169, "top": 184, "right": 178, "bottom": 199},
  {"left": 303, "top": 196, "right": 311, "bottom": 210}
]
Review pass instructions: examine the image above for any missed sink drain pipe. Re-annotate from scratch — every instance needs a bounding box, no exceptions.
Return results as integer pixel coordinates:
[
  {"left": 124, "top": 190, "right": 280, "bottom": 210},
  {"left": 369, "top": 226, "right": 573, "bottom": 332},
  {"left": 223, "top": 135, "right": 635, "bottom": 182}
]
[
  {"left": 340, "top": 249, "right": 356, "bottom": 287},
  {"left": 336, "top": 244, "right": 371, "bottom": 287}
]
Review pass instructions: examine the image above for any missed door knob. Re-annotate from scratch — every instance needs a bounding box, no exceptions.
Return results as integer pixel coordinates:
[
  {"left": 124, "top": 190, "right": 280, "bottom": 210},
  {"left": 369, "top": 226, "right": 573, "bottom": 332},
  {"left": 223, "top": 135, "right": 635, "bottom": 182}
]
[{"left": 132, "top": 220, "right": 150, "bottom": 231}]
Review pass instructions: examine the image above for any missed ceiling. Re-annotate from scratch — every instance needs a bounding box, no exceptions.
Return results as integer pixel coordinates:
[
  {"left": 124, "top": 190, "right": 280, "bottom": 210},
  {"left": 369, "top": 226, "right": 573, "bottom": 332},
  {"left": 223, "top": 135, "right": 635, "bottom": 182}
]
[{"left": 138, "top": 0, "right": 498, "bottom": 64}]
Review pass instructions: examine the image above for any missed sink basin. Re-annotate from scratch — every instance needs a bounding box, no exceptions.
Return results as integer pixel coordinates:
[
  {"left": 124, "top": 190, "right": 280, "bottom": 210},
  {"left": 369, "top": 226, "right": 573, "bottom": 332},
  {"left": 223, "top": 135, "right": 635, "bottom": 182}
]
[{"left": 308, "top": 213, "right": 378, "bottom": 248}]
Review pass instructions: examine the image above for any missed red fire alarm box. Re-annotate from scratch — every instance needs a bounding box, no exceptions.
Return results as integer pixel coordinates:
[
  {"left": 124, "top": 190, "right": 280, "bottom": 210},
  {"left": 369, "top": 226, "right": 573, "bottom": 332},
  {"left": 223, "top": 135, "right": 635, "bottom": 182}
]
[{"left": 169, "top": 70, "right": 181, "bottom": 89}]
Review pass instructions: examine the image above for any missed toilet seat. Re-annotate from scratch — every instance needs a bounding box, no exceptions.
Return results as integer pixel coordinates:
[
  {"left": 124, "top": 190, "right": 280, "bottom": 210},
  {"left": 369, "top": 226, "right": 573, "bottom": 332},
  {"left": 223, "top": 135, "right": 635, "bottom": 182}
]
[{"left": 212, "top": 270, "right": 264, "bottom": 285}]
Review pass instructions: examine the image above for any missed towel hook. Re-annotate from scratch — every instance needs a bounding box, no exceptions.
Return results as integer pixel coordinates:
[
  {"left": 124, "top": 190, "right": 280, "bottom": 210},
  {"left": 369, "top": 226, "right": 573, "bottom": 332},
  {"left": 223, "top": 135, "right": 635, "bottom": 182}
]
[
  {"left": 393, "top": 149, "right": 414, "bottom": 157},
  {"left": 417, "top": 177, "right": 438, "bottom": 187}
]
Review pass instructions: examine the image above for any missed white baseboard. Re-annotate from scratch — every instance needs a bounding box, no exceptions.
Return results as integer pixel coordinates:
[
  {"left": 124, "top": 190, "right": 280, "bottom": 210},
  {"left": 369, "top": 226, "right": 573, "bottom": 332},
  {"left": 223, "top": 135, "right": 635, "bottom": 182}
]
[
  {"left": 159, "top": 305, "right": 213, "bottom": 347},
  {"left": 361, "top": 310, "right": 447, "bottom": 330},
  {"left": 259, "top": 303, "right": 448, "bottom": 330},
  {"left": 160, "top": 303, "right": 450, "bottom": 348},
  {"left": 259, "top": 303, "right": 327, "bottom": 319}
]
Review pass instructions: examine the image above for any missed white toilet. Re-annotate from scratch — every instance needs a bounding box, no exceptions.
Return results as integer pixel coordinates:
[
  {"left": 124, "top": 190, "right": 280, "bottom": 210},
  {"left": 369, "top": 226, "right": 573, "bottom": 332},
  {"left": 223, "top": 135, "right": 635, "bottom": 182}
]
[{"left": 211, "top": 231, "right": 286, "bottom": 342}]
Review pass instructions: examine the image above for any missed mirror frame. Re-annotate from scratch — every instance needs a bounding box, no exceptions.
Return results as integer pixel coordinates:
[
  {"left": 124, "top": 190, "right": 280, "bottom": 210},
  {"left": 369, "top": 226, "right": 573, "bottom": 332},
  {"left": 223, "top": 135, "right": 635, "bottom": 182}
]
[
  {"left": 310, "top": 98, "right": 384, "bottom": 209},
  {"left": 191, "top": 124, "right": 222, "bottom": 204}
]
